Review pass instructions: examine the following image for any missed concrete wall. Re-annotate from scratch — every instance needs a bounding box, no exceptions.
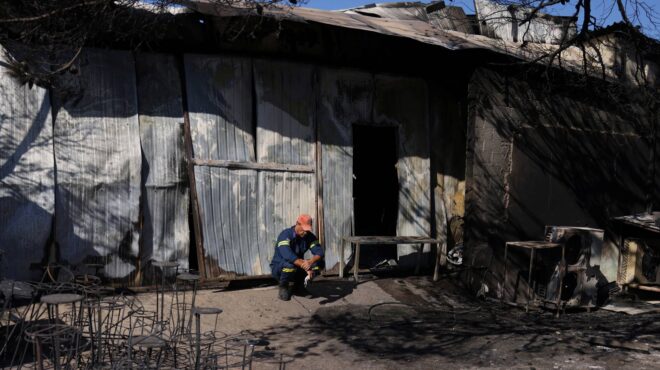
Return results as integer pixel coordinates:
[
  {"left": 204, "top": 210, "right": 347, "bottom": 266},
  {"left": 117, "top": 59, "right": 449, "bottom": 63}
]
[{"left": 464, "top": 66, "right": 658, "bottom": 296}]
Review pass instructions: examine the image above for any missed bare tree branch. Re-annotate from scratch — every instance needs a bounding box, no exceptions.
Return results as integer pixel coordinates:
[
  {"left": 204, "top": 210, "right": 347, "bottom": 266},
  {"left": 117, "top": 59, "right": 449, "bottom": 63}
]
[
  {"left": 616, "top": 0, "right": 632, "bottom": 26},
  {"left": 0, "top": 1, "right": 106, "bottom": 24}
]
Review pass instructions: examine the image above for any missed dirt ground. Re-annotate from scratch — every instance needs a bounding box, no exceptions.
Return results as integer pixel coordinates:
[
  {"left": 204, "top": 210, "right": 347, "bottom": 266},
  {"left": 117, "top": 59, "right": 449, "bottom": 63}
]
[{"left": 135, "top": 275, "right": 660, "bottom": 370}]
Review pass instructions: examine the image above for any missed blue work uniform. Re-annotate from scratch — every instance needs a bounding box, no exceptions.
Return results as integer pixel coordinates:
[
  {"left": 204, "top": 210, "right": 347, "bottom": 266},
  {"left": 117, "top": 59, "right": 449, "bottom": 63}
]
[{"left": 270, "top": 226, "right": 324, "bottom": 284}]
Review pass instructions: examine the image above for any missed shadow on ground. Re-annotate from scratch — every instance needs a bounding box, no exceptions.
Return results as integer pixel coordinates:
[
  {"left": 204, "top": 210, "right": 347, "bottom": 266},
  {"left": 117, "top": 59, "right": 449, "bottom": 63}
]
[
  {"left": 258, "top": 277, "right": 660, "bottom": 368},
  {"left": 306, "top": 280, "right": 357, "bottom": 305}
]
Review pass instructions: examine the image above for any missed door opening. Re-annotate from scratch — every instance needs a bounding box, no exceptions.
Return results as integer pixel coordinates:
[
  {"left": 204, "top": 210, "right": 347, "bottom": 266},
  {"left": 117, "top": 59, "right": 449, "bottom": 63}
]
[{"left": 352, "top": 125, "right": 399, "bottom": 267}]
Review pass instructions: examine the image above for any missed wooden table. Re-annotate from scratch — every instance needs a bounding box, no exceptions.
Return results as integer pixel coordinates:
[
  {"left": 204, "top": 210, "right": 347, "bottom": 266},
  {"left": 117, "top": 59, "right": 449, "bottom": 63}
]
[{"left": 340, "top": 236, "right": 446, "bottom": 284}]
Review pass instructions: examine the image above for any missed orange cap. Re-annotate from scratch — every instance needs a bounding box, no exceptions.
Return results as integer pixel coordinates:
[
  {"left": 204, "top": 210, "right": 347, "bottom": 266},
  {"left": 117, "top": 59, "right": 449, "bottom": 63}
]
[{"left": 296, "top": 214, "right": 313, "bottom": 232}]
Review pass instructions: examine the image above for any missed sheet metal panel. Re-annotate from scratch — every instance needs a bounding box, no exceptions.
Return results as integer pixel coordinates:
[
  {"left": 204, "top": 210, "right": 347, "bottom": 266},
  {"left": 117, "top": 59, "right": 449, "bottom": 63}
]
[
  {"left": 194, "top": 166, "right": 259, "bottom": 277},
  {"left": 52, "top": 49, "right": 142, "bottom": 282},
  {"left": 184, "top": 54, "right": 254, "bottom": 162},
  {"left": 317, "top": 68, "right": 373, "bottom": 270},
  {"left": 136, "top": 53, "right": 190, "bottom": 277},
  {"left": 253, "top": 60, "right": 317, "bottom": 273},
  {"left": 184, "top": 54, "right": 259, "bottom": 278},
  {"left": 428, "top": 6, "right": 475, "bottom": 34},
  {"left": 0, "top": 50, "right": 55, "bottom": 281},
  {"left": 183, "top": 1, "right": 607, "bottom": 80},
  {"left": 193, "top": 170, "right": 315, "bottom": 278},
  {"left": 374, "top": 75, "right": 432, "bottom": 265},
  {"left": 343, "top": 3, "right": 429, "bottom": 21},
  {"left": 258, "top": 171, "right": 316, "bottom": 272},
  {"left": 474, "top": 0, "right": 576, "bottom": 44},
  {"left": 253, "top": 60, "right": 315, "bottom": 166},
  {"left": 183, "top": 1, "right": 485, "bottom": 51}
]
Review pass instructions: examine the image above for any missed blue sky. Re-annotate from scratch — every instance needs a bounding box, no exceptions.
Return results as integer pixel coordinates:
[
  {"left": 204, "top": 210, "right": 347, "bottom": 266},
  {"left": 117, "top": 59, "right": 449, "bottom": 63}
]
[{"left": 302, "top": 0, "right": 660, "bottom": 39}]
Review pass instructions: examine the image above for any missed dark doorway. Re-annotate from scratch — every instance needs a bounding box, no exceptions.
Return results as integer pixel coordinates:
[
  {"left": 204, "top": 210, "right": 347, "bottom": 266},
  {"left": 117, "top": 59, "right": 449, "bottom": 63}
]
[{"left": 353, "top": 125, "right": 399, "bottom": 267}]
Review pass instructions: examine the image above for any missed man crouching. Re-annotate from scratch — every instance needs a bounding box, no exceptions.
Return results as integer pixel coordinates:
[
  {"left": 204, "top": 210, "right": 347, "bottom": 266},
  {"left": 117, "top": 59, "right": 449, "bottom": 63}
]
[{"left": 270, "top": 214, "right": 324, "bottom": 301}]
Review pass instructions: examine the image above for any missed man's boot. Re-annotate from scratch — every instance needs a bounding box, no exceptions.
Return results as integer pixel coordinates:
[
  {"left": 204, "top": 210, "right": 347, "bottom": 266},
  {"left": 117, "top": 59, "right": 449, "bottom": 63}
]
[
  {"left": 278, "top": 282, "right": 291, "bottom": 301},
  {"left": 292, "top": 278, "right": 312, "bottom": 298}
]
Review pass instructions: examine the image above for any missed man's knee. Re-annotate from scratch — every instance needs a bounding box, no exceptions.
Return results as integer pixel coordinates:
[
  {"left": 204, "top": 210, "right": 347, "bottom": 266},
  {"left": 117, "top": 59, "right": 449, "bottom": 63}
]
[{"left": 275, "top": 262, "right": 296, "bottom": 283}]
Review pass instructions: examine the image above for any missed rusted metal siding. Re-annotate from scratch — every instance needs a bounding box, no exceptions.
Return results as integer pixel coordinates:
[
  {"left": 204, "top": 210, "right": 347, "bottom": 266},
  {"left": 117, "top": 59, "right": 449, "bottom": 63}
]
[
  {"left": 254, "top": 60, "right": 317, "bottom": 272},
  {"left": 258, "top": 171, "right": 316, "bottom": 271},
  {"left": 0, "top": 49, "right": 55, "bottom": 281},
  {"left": 185, "top": 54, "right": 254, "bottom": 162},
  {"left": 343, "top": 3, "right": 429, "bottom": 21},
  {"left": 374, "top": 75, "right": 432, "bottom": 265},
  {"left": 184, "top": 54, "right": 261, "bottom": 278},
  {"left": 52, "top": 49, "right": 142, "bottom": 282},
  {"left": 317, "top": 68, "right": 373, "bottom": 270},
  {"left": 254, "top": 60, "right": 316, "bottom": 166},
  {"left": 135, "top": 53, "right": 190, "bottom": 277},
  {"left": 194, "top": 167, "right": 259, "bottom": 277},
  {"left": 187, "top": 58, "right": 318, "bottom": 278},
  {"left": 428, "top": 6, "right": 475, "bottom": 34}
]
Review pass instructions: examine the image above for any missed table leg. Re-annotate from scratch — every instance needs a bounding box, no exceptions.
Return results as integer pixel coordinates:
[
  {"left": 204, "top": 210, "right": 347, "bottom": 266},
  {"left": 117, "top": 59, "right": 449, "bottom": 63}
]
[
  {"left": 159, "top": 271, "right": 165, "bottom": 323},
  {"left": 556, "top": 245, "right": 566, "bottom": 318},
  {"left": 86, "top": 302, "right": 95, "bottom": 362},
  {"left": 502, "top": 244, "right": 508, "bottom": 303},
  {"left": 195, "top": 312, "right": 201, "bottom": 370},
  {"left": 35, "top": 337, "right": 43, "bottom": 370},
  {"left": 354, "top": 243, "right": 360, "bottom": 285},
  {"left": 433, "top": 243, "right": 440, "bottom": 282},
  {"left": 415, "top": 243, "right": 423, "bottom": 275},
  {"left": 526, "top": 248, "right": 535, "bottom": 312},
  {"left": 187, "top": 281, "right": 198, "bottom": 334},
  {"left": 339, "top": 238, "right": 345, "bottom": 279},
  {"left": 440, "top": 240, "right": 447, "bottom": 268}
]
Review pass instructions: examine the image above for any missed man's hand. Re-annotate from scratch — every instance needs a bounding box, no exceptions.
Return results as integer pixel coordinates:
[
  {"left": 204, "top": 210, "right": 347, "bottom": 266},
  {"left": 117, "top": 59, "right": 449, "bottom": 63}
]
[{"left": 300, "top": 259, "right": 312, "bottom": 271}]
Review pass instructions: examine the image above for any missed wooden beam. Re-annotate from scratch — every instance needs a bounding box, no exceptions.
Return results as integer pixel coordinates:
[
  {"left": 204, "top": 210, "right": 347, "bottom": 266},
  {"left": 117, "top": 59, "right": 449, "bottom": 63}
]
[
  {"left": 315, "top": 70, "right": 325, "bottom": 246},
  {"left": 178, "top": 55, "right": 207, "bottom": 280},
  {"left": 628, "top": 283, "right": 660, "bottom": 293},
  {"left": 191, "top": 158, "right": 315, "bottom": 173}
]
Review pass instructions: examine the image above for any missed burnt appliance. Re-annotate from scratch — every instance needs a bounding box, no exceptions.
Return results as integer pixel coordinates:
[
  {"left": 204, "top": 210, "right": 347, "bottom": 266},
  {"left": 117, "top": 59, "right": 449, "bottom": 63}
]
[
  {"left": 541, "top": 226, "right": 608, "bottom": 308},
  {"left": 615, "top": 212, "right": 660, "bottom": 291},
  {"left": 618, "top": 239, "right": 660, "bottom": 285}
]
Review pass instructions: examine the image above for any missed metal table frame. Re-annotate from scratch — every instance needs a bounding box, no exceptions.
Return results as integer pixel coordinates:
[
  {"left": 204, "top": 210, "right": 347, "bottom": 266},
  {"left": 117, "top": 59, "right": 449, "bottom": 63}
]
[
  {"left": 340, "top": 236, "right": 446, "bottom": 284},
  {"left": 502, "top": 241, "right": 566, "bottom": 316}
]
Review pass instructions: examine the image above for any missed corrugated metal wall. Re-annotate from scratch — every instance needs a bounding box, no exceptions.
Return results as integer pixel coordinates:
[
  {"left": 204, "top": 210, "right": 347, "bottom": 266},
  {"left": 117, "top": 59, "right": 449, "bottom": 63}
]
[
  {"left": 185, "top": 54, "right": 254, "bottom": 162},
  {"left": 184, "top": 56, "right": 318, "bottom": 278},
  {"left": 258, "top": 172, "right": 316, "bottom": 270},
  {"left": 374, "top": 75, "right": 432, "bottom": 266},
  {"left": 0, "top": 48, "right": 436, "bottom": 282},
  {"left": 254, "top": 60, "right": 316, "bottom": 166},
  {"left": 194, "top": 167, "right": 259, "bottom": 276},
  {"left": 52, "top": 49, "right": 142, "bottom": 282},
  {"left": 317, "top": 70, "right": 433, "bottom": 271},
  {"left": 317, "top": 69, "right": 373, "bottom": 270},
  {"left": 136, "top": 53, "right": 190, "bottom": 280},
  {"left": 254, "top": 60, "right": 317, "bottom": 272},
  {"left": 0, "top": 47, "right": 55, "bottom": 281},
  {"left": 184, "top": 54, "right": 261, "bottom": 278}
]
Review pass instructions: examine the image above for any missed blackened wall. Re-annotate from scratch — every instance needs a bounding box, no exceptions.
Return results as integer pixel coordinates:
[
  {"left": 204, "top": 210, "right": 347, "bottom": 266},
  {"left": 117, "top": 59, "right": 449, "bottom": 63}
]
[{"left": 464, "top": 66, "right": 659, "bottom": 296}]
